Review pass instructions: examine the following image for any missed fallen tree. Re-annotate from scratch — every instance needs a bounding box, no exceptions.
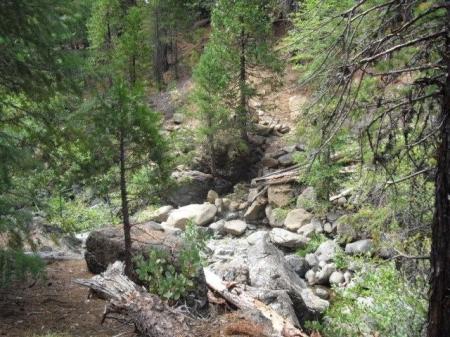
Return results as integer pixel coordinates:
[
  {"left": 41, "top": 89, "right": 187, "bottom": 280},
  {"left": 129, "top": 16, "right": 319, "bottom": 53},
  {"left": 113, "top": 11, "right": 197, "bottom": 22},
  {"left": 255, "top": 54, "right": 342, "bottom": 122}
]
[{"left": 75, "top": 261, "right": 311, "bottom": 337}]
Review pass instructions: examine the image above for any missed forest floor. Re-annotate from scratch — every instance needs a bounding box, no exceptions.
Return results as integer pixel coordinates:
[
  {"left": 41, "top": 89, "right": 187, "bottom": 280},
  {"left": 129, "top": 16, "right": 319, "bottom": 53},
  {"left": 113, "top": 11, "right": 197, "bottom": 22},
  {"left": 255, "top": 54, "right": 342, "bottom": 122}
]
[{"left": 0, "top": 259, "right": 136, "bottom": 337}]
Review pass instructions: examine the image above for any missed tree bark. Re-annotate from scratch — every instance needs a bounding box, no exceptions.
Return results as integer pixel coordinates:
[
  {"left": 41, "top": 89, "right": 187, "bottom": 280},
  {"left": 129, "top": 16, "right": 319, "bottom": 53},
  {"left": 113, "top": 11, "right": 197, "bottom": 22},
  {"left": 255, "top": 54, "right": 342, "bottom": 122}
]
[
  {"left": 119, "top": 130, "right": 132, "bottom": 277},
  {"left": 75, "top": 262, "right": 195, "bottom": 337},
  {"left": 428, "top": 8, "right": 450, "bottom": 336}
]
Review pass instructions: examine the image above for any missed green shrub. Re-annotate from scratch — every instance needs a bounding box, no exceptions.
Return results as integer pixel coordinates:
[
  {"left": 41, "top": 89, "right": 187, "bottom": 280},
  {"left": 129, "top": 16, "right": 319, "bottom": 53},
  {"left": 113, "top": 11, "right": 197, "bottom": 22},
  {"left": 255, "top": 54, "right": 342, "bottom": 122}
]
[
  {"left": 0, "top": 249, "right": 45, "bottom": 287},
  {"left": 307, "top": 262, "right": 427, "bottom": 337},
  {"left": 134, "top": 222, "right": 207, "bottom": 301},
  {"left": 296, "top": 233, "right": 327, "bottom": 257},
  {"left": 47, "top": 196, "right": 118, "bottom": 233}
]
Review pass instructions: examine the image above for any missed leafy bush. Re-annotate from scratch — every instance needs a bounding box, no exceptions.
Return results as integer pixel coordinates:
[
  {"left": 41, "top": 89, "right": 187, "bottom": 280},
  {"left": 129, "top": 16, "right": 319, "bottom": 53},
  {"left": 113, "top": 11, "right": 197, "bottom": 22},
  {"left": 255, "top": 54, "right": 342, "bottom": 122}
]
[
  {"left": 47, "top": 196, "right": 118, "bottom": 233},
  {"left": 134, "top": 222, "right": 207, "bottom": 301},
  {"left": 0, "top": 249, "right": 44, "bottom": 287},
  {"left": 307, "top": 262, "right": 427, "bottom": 337},
  {"left": 296, "top": 233, "right": 327, "bottom": 257}
]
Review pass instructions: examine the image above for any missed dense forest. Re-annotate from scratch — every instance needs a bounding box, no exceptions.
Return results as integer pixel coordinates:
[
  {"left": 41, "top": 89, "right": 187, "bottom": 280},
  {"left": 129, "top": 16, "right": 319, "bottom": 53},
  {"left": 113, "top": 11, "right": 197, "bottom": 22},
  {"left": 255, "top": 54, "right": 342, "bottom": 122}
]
[{"left": 0, "top": 0, "right": 449, "bottom": 336}]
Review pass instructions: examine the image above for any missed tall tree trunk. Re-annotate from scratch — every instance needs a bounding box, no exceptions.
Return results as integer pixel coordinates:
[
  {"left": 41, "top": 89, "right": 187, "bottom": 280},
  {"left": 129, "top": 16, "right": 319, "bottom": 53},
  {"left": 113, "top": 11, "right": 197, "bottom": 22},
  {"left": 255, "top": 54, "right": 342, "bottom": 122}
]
[
  {"left": 428, "top": 9, "right": 450, "bottom": 336},
  {"left": 119, "top": 129, "right": 132, "bottom": 277},
  {"left": 238, "top": 27, "right": 248, "bottom": 143},
  {"left": 206, "top": 112, "right": 217, "bottom": 177}
]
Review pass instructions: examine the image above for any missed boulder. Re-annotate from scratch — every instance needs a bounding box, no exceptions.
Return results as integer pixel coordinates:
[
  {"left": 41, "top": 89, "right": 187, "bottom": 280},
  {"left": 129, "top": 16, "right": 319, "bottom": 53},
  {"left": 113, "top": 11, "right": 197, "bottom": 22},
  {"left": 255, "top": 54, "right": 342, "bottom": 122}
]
[
  {"left": 166, "top": 203, "right": 217, "bottom": 229},
  {"left": 148, "top": 205, "right": 174, "bottom": 223},
  {"left": 265, "top": 205, "right": 285, "bottom": 227},
  {"left": 270, "top": 228, "right": 308, "bottom": 249},
  {"left": 296, "top": 187, "right": 317, "bottom": 210},
  {"left": 246, "top": 230, "right": 269, "bottom": 245},
  {"left": 284, "top": 208, "right": 313, "bottom": 231},
  {"left": 244, "top": 198, "right": 267, "bottom": 222},
  {"left": 345, "top": 239, "right": 373, "bottom": 255},
  {"left": 285, "top": 254, "right": 308, "bottom": 278},
  {"left": 314, "top": 286, "right": 330, "bottom": 300},
  {"left": 166, "top": 170, "right": 214, "bottom": 206},
  {"left": 248, "top": 235, "right": 329, "bottom": 322},
  {"left": 85, "top": 222, "right": 180, "bottom": 274},
  {"left": 315, "top": 240, "right": 341, "bottom": 262},
  {"left": 224, "top": 220, "right": 248, "bottom": 236},
  {"left": 323, "top": 222, "right": 333, "bottom": 234},
  {"left": 305, "top": 269, "right": 317, "bottom": 285},
  {"left": 207, "top": 190, "right": 219, "bottom": 204},
  {"left": 268, "top": 184, "right": 294, "bottom": 208}
]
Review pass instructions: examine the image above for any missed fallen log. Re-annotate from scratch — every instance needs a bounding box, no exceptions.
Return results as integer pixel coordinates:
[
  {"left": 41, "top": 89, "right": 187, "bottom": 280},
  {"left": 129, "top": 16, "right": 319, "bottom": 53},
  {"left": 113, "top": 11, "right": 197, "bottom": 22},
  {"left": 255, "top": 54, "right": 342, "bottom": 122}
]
[
  {"left": 252, "top": 165, "right": 303, "bottom": 186},
  {"left": 204, "top": 267, "right": 309, "bottom": 337},
  {"left": 75, "top": 261, "right": 196, "bottom": 337}
]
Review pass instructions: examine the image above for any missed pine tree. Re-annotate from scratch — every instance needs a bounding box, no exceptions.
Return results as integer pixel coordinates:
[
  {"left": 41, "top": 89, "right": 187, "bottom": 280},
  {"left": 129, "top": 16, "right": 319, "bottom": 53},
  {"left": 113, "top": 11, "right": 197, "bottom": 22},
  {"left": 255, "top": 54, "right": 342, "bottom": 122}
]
[{"left": 86, "top": 0, "right": 167, "bottom": 276}]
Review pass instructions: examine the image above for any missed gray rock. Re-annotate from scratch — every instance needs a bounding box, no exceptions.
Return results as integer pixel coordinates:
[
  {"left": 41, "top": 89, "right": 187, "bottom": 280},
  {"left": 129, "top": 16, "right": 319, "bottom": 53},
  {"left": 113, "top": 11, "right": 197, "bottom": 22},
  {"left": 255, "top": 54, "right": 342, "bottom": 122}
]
[
  {"left": 209, "top": 219, "right": 226, "bottom": 234},
  {"left": 336, "top": 219, "right": 357, "bottom": 243},
  {"left": 345, "top": 239, "right": 373, "bottom": 255},
  {"left": 323, "top": 222, "right": 333, "bottom": 234},
  {"left": 166, "top": 203, "right": 217, "bottom": 229},
  {"left": 151, "top": 205, "right": 173, "bottom": 223},
  {"left": 246, "top": 230, "right": 269, "bottom": 245},
  {"left": 265, "top": 205, "right": 285, "bottom": 227},
  {"left": 224, "top": 220, "right": 248, "bottom": 236},
  {"left": 173, "top": 112, "right": 184, "bottom": 124},
  {"left": 305, "top": 269, "right": 317, "bottom": 285},
  {"left": 278, "top": 152, "right": 295, "bottom": 166},
  {"left": 166, "top": 170, "right": 214, "bottom": 206},
  {"left": 296, "top": 187, "right": 317, "bottom": 210},
  {"left": 248, "top": 236, "right": 329, "bottom": 322},
  {"left": 247, "top": 188, "right": 259, "bottom": 202},
  {"left": 284, "top": 208, "right": 313, "bottom": 231},
  {"left": 207, "top": 190, "right": 219, "bottom": 204},
  {"left": 268, "top": 184, "right": 294, "bottom": 208},
  {"left": 316, "top": 263, "right": 336, "bottom": 285},
  {"left": 305, "top": 253, "right": 319, "bottom": 268},
  {"left": 329, "top": 271, "right": 345, "bottom": 285},
  {"left": 244, "top": 198, "right": 267, "bottom": 222},
  {"left": 336, "top": 196, "right": 347, "bottom": 206},
  {"left": 314, "top": 286, "right": 330, "bottom": 300},
  {"left": 285, "top": 254, "right": 309, "bottom": 278},
  {"left": 344, "top": 270, "right": 353, "bottom": 284},
  {"left": 315, "top": 240, "right": 341, "bottom": 262},
  {"left": 270, "top": 228, "right": 309, "bottom": 249},
  {"left": 326, "top": 212, "right": 341, "bottom": 223}
]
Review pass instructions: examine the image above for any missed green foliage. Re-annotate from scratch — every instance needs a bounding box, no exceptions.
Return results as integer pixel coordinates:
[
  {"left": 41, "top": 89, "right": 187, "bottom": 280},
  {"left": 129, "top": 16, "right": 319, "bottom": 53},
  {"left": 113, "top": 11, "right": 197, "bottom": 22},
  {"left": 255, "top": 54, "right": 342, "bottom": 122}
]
[
  {"left": 296, "top": 233, "right": 327, "bottom": 257},
  {"left": 307, "top": 262, "right": 427, "bottom": 337},
  {"left": 135, "top": 222, "right": 207, "bottom": 301},
  {"left": 47, "top": 196, "right": 118, "bottom": 233},
  {"left": 0, "top": 249, "right": 45, "bottom": 287}
]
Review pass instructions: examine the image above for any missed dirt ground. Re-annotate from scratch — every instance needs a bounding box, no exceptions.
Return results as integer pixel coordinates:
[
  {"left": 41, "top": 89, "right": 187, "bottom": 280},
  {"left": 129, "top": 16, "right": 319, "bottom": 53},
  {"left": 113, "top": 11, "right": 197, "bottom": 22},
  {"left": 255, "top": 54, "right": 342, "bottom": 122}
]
[{"left": 0, "top": 259, "right": 136, "bottom": 337}]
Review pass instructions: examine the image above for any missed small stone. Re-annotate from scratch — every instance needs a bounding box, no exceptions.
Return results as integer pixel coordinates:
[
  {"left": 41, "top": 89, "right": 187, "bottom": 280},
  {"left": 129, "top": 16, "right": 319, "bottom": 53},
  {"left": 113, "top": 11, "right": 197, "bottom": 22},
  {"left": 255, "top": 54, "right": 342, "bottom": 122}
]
[
  {"left": 305, "top": 253, "right": 319, "bottom": 268},
  {"left": 314, "top": 286, "right": 330, "bottom": 300},
  {"left": 209, "top": 220, "right": 226, "bottom": 234},
  {"left": 336, "top": 196, "right": 347, "bottom": 206},
  {"left": 173, "top": 112, "right": 184, "bottom": 124},
  {"left": 269, "top": 228, "right": 309, "bottom": 249},
  {"left": 229, "top": 201, "right": 240, "bottom": 211},
  {"left": 278, "top": 153, "right": 294, "bottom": 166},
  {"left": 222, "top": 198, "right": 231, "bottom": 210},
  {"left": 345, "top": 239, "right": 373, "bottom": 255},
  {"left": 305, "top": 269, "right": 317, "bottom": 285},
  {"left": 224, "top": 220, "right": 248, "bottom": 236},
  {"left": 315, "top": 240, "right": 341, "bottom": 262},
  {"left": 323, "top": 222, "right": 333, "bottom": 234},
  {"left": 316, "top": 263, "right": 336, "bottom": 285},
  {"left": 329, "top": 271, "right": 345, "bottom": 285},
  {"left": 207, "top": 190, "right": 219, "bottom": 204},
  {"left": 284, "top": 208, "right": 313, "bottom": 231}
]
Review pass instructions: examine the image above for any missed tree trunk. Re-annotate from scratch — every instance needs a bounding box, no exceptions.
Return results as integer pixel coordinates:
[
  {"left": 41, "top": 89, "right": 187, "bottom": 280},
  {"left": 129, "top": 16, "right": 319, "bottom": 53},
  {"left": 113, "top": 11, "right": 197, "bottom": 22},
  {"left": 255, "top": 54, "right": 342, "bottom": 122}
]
[
  {"left": 428, "top": 9, "right": 450, "bottom": 336},
  {"left": 119, "top": 130, "right": 132, "bottom": 277},
  {"left": 75, "top": 262, "right": 195, "bottom": 337},
  {"left": 238, "top": 26, "right": 248, "bottom": 143}
]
